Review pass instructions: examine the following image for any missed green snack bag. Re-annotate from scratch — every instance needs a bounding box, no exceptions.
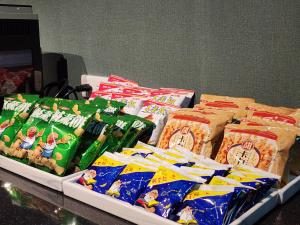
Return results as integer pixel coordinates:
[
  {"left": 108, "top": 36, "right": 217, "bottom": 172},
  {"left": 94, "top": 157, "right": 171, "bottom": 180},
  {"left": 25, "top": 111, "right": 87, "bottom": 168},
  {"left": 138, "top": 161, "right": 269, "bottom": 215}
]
[
  {"left": 78, "top": 115, "right": 134, "bottom": 170},
  {"left": 0, "top": 94, "right": 39, "bottom": 153},
  {"left": 91, "top": 97, "right": 125, "bottom": 115},
  {"left": 8, "top": 98, "right": 59, "bottom": 161},
  {"left": 74, "top": 97, "right": 125, "bottom": 169},
  {"left": 27, "top": 99, "right": 95, "bottom": 176},
  {"left": 77, "top": 113, "right": 117, "bottom": 170},
  {"left": 119, "top": 116, "right": 155, "bottom": 149}
]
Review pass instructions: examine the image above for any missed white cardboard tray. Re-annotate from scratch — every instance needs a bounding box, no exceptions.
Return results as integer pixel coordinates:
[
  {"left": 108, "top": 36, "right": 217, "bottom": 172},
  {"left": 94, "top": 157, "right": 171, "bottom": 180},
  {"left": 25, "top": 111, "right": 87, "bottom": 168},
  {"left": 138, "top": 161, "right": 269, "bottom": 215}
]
[
  {"left": 0, "top": 155, "right": 84, "bottom": 192},
  {"left": 277, "top": 175, "right": 300, "bottom": 204},
  {"left": 63, "top": 175, "right": 279, "bottom": 225}
]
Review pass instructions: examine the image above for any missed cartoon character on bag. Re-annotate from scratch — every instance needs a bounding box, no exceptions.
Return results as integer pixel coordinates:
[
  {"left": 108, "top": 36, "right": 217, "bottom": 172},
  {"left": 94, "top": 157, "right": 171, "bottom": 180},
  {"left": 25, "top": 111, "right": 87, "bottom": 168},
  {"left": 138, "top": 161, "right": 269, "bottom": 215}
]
[
  {"left": 13, "top": 127, "right": 45, "bottom": 150},
  {"left": 35, "top": 132, "right": 70, "bottom": 159},
  {"left": 177, "top": 206, "right": 197, "bottom": 225},
  {"left": 136, "top": 189, "right": 159, "bottom": 213},
  {"left": 106, "top": 179, "right": 122, "bottom": 197},
  {"left": 78, "top": 170, "right": 97, "bottom": 190}
]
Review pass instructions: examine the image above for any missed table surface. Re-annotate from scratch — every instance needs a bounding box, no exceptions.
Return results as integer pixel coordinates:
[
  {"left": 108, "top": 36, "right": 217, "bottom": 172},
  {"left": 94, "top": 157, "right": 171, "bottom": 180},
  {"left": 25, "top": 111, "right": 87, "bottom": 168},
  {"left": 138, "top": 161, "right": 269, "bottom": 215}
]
[{"left": 0, "top": 168, "right": 300, "bottom": 225}]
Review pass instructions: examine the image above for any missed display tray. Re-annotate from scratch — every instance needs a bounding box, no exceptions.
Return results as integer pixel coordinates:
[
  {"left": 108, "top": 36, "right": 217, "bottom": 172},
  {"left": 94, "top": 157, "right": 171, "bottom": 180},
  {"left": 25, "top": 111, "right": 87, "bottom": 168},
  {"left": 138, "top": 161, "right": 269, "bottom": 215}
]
[
  {"left": 63, "top": 175, "right": 279, "bottom": 225},
  {"left": 0, "top": 155, "right": 84, "bottom": 192},
  {"left": 277, "top": 175, "right": 300, "bottom": 204}
]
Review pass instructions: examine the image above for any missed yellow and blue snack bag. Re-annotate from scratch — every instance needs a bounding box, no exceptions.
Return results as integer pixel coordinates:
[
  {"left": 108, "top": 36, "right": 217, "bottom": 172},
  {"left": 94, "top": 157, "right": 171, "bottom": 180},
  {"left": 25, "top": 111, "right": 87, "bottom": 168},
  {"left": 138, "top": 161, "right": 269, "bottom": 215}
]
[
  {"left": 106, "top": 161, "right": 157, "bottom": 204},
  {"left": 77, "top": 152, "right": 128, "bottom": 193},
  {"left": 180, "top": 166, "right": 215, "bottom": 181},
  {"left": 120, "top": 147, "right": 153, "bottom": 158},
  {"left": 173, "top": 185, "right": 234, "bottom": 225},
  {"left": 134, "top": 141, "right": 157, "bottom": 151},
  {"left": 135, "top": 163, "right": 205, "bottom": 218},
  {"left": 209, "top": 176, "right": 255, "bottom": 224},
  {"left": 192, "top": 160, "right": 231, "bottom": 176}
]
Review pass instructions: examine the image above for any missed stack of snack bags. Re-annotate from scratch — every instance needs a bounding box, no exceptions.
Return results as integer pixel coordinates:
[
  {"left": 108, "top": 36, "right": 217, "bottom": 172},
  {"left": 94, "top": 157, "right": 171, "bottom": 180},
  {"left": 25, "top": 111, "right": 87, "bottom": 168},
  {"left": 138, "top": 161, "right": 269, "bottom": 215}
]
[
  {"left": 77, "top": 141, "right": 279, "bottom": 225},
  {"left": 89, "top": 74, "right": 195, "bottom": 146},
  {"left": 0, "top": 94, "right": 156, "bottom": 176}
]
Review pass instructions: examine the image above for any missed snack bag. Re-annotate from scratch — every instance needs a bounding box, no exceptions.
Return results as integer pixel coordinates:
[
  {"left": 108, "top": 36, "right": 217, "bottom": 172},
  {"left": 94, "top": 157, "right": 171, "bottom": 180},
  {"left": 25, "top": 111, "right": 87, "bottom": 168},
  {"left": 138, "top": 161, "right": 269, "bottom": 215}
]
[
  {"left": 77, "top": 152, "right": 128, "bottom": 193},
  {"left": 119, "top": 116, "right": 155, "bottom": 148},
  {"left": 198, "top": 94, "right": 255, "bottom": 120},
  {"left": 159, "top": 88, "right": 195, "bottom": 107},
  {"left": 8, "top": 98, "right": 58, "bottom": 159},
  {"left": 180, "top": 166, "right": 215, "bottom": 180},
  {"left": 78, "top": 114, "right": 117, "bottom": 170},
  {"left": 157, "top": 111, "right": 228, "bottom": 157},
  {"left": 149, "top": 90, "right": 186, "bottom": 107},
  {"left": 173, "top": 185, "right": 234, "bottom": 225},
  {"left": 107, "top": 74, "right": 139, "bottom": 87},
  {"left": 91, "top": 97, "right": 125, "bottom": 115},
  {"left": 135, "top": 163, "right": 205, "bottom": 218},
  {"left": 246, "top": 102, "right": 294, "bottom": 115},
  {"left": 120, "top": 148, "right": 152, "bottom": 158},
  {"left": 98, "top": 82, "right": 125, "bottom": 93},
  {"left": 106, "top": 162, "right": 157, "bottom": 204},
  {"left": 246, "top": 110, "right": 300, "bottom": 135},
  {"left": 215, "top": 124, "right": 296, "bottom": 179},
  {"left": 0, "top": 94, "right": 39, "bottom": 152},
  {"left": 209, "top": 176, "right": 255, "bottom": 223},
  {"left": 137, "top": 100, "right": 178, "bottom": 145},
  {"left": 134, "top": 141, "right": 157, "bottom": 152},
  {"left": 110, "top": 93, "right": 145, "bottom": 115},
  {"left": 192, "top": 160, "right": 231, "bottom": 176},
  {"left": 89, "top": 91, "right": 112, "bottom": 100},
  {"left": 122, "top": 86, "right": 155, "bottom": 96},
  {"left": 28, "top": 99, "right": 95, "bottom": 175}
]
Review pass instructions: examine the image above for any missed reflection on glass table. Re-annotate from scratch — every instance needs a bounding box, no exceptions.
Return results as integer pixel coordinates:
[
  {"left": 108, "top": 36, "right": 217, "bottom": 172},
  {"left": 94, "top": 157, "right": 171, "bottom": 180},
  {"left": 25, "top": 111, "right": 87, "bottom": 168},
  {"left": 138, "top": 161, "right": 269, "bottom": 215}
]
[{"left": 0, "top": 168, "right": 132, "bottom": 225}]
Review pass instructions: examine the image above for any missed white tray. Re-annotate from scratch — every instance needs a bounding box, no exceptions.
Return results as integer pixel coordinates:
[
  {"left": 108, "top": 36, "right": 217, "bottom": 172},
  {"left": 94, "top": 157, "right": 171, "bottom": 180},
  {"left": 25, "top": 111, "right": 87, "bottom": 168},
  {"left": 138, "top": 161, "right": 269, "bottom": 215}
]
[
  {"left": 277, "top": 175, "right": 300, "bottom": 204},
  {"left": 63, "top": 175, "right": 279, "bottom": 225},
  {"left": 0, "top": 168, "right": 64, "bottom": 207},
  {"left": 0, "top": 155, "right": 84, "bottom": 192}
]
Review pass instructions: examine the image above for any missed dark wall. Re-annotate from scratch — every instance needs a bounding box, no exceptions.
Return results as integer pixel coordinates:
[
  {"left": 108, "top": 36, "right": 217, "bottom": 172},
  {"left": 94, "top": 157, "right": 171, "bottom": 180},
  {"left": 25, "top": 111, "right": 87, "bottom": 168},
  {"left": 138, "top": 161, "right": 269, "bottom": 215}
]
[{"left": 1, "top": 0, "right": 299, "bottom": 106}]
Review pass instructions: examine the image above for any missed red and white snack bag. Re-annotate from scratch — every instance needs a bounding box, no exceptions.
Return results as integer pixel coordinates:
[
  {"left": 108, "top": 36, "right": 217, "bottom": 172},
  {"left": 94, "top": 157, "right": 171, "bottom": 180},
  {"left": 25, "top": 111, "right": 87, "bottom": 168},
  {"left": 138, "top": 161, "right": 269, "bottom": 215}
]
[
  {"left": 98, "top": 82, "right": 126, "bottom": 93},
  {"left": 159, "top": 88, "right": 195, "bottom": 107},
  {"left": 107, "top": 74, "right": 139, "bottom": 87},
  {"left": 110, "top": 93, "right": 146, "bottom": 115},
  {"left": 149, "top": 89, "right": 186, "bottom": 107},
  {"left": 89, "top": 90, "right": 112, "bottom": 100},
  {"left": 122, "top": 86, "right": 156, "bottom": 96},
  {"left": 137, "top": 100, "right": 179, "bottom": 145}
]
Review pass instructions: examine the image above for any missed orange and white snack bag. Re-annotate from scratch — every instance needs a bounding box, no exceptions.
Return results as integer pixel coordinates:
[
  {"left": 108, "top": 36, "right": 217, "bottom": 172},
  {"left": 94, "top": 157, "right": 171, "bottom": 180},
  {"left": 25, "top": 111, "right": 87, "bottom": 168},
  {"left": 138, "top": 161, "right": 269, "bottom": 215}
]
[
  {"left": 89, "top": 91, "right": 112, "bottom": 100},
  {"left": 198, "top": 94, "right": 255, "bottom": 120},
  {"left": 157, "top": 110, "right": 228, "bottom": 158},
  {"left": 215, "top": 124, "right": 296, "bottom": 178},
  {"left": 246, "top": 102, "right": 294, "bottom": 115},
  {"left": 98, "top": 82, "right": 125, "bottom": 93},
  {"left": 245, "top": 110, "right": 300, "bottom": 136},
  {"left": 110, "top": 93, "right": 146, "bottom": 115},
  {"left": 107, "top": 74, "right": 139, "bottom": 87}
]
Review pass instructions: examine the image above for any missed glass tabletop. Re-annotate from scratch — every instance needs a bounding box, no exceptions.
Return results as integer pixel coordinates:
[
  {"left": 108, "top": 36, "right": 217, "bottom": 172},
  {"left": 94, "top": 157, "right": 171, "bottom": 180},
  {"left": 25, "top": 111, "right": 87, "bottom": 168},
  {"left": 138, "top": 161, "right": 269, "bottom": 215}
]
[{"left": 0, "top": 168, "right": 300, "bottom": 225}]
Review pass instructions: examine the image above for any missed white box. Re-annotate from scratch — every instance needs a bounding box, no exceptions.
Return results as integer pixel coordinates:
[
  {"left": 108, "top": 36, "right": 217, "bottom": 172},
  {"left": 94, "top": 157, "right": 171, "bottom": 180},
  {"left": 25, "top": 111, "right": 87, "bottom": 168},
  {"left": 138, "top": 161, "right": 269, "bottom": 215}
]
[
  {"left": 0, "top": 155, "right": 84, "bottom": 192},
  {"left": 63, "top": 175, "right": 279, "bottom": 225},
  {"left": 277, "top": 175, "right": 300, "bottom": 204}
]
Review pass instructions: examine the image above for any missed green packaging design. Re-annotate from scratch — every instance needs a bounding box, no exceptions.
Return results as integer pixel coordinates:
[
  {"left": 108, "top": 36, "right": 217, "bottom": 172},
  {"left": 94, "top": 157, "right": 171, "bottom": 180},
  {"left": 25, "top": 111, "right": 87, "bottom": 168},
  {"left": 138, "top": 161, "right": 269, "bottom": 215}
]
[
  {"left": 78, "top": 114, "right": 117, "bottom": 170},
  {"left": 8, "top": 98, "right": 59, "bottom": 160},
  {"left": 0, "top": 94, "right": 39, "bottom": 153},
  {"left": 27, "top": 99, "right": 95, "bottom": 176}
]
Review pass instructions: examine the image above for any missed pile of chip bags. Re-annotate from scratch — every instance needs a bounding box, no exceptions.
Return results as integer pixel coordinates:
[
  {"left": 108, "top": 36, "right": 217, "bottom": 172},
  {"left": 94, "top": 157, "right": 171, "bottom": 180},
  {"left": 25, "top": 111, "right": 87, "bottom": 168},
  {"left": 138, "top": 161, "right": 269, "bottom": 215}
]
[
  {"left": 77, "top": 142, "right": 280, "bottom": 224},
  {"left": 89, "top": 74, "right": 195, "bottom": 146},
  {"left": 0, "top": 94, "right": 155, "bottom": 176}
]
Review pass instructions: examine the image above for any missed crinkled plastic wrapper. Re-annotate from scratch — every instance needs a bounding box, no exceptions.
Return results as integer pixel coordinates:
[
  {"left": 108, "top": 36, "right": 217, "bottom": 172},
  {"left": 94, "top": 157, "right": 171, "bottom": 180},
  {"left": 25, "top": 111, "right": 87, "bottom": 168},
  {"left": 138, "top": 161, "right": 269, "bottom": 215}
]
[
  {"left": 135, "top": 164, "right": 205, "bottom": 218},
  {"left": 215, "top": 124, "right": 296, "bottom": 180},
  {"left": 106, "top": 162, "right": 156, "bottom": 204},
  {"left": 77, "top": 152, "right": 127, "bottom": 193},
  {"left": 173, "top": 185, "right": 234, "bottom": 225}
]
